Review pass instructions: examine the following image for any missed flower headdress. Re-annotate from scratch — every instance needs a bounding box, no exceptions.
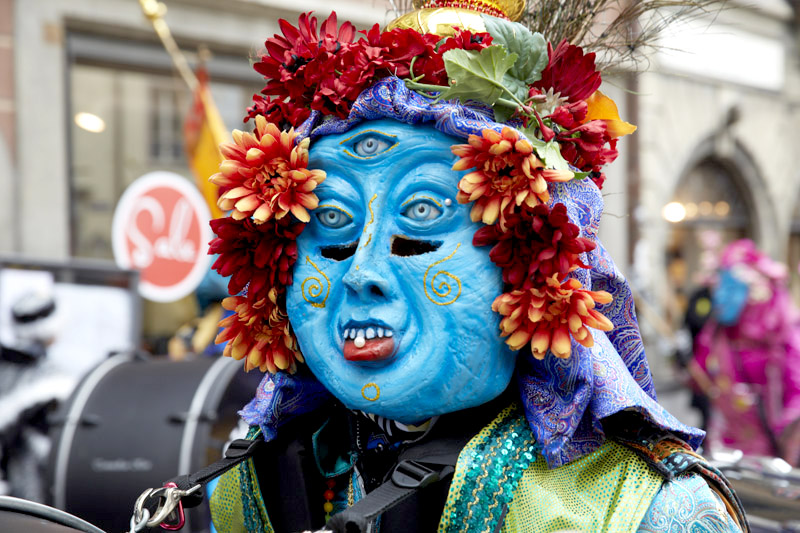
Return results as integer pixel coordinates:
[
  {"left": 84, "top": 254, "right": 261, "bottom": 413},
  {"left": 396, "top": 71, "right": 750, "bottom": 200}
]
[{"left": 209, "top": 0, "right": 637, "bottom": 373}]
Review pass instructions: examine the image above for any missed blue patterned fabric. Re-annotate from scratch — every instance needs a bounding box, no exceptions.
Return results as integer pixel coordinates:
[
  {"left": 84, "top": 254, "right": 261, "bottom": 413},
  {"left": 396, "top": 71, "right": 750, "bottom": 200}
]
[
  {"left": 239, "top": 371, "right": 331, "bottom": 441},
  {"left": 246, "top": 75, "right": 705, "bottom": 467},
  {"left": 638, "top": 474, "right": 743, "bottom": 532}
]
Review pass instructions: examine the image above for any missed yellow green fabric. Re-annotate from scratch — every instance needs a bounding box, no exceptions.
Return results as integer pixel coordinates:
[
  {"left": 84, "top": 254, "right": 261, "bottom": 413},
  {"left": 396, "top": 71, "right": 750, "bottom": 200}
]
[
  {"left": 209, "top": 427, "right": 274, "bottom": 533},
  {"left": 501, "top": 439, "right": 663, "bottom": 532},
  {"left": 210, "top": 409, "right": 665, "bottom": 533},
  {"left": 208, "top": 463, "right": 248, "bottom": 533}
]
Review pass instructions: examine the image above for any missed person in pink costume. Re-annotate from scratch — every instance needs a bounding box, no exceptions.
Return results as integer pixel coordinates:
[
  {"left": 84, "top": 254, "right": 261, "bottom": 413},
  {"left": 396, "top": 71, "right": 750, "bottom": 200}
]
[{"left": 693, "top": 239, "right": 800, "bottom": 463}]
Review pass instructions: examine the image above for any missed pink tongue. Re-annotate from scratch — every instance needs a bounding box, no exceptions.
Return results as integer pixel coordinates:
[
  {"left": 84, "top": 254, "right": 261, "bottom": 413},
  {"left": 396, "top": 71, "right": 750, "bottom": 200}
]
[{"left": 343, "top": 337, "right": 395, "bottom": 361}]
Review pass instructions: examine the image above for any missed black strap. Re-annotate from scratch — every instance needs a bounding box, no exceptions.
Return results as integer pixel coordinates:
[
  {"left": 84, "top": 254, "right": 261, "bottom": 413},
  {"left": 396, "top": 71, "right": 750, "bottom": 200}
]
[
  {"left": 325, "top": 432, "right": 471, "bottom": 533},
  {"left": 325, "top": 459, "right": 454, "bottom": 533},
  {"left": 165, "top": 438, "right": 266, "bottom": 508}
]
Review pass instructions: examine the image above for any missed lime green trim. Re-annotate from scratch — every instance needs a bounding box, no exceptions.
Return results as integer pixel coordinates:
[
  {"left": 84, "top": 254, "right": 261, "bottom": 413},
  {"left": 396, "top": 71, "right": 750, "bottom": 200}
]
[
  {"left": 439, "top": 404, "right": 536, "bottom": 532},
  {"left": 439, "top": 406, "right": 664, "bottom": 533},
  {"left": 502, "top": 439, "right": 663, "bottom": 532},
  {"left": 209, "top": 427, "right": 275, "bottom": 533}
]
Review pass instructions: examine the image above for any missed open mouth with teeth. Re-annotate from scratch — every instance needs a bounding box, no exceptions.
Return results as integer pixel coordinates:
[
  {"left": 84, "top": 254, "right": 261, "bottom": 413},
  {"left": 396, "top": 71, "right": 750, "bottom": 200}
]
[{"left": 342, "top": 325, "right": 395, "bottom": 362}]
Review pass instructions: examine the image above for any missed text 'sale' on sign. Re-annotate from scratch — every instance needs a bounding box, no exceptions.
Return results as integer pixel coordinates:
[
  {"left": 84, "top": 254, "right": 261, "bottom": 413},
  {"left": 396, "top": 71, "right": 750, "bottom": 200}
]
[{"left": 112, "top": 172, "right": 213, "bottom": 303}]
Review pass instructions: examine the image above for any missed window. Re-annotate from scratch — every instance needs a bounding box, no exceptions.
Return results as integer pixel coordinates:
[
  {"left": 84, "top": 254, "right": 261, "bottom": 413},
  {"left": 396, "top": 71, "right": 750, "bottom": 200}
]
[{"left": 68, "top": 31, "right": 261, "bottom": 260}]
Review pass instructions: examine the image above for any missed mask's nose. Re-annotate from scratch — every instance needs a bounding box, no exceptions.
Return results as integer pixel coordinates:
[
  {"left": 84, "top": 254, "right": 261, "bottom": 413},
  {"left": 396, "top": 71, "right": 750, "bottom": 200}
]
[{"left": 342, "top": 242, "right": 392, "bottom": 302}]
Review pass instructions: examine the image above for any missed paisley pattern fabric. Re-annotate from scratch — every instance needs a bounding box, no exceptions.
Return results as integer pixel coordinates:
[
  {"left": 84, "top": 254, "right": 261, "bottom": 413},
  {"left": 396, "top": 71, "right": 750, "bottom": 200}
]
[
  {"left": 638, "top": 474, "right": 743, "bottom": 532},
  {"left": 239, "top": 370, "right": 331, "bottom": 441},
  {"left": 253, "top": 75, "right": 706, "bottom": 468}
]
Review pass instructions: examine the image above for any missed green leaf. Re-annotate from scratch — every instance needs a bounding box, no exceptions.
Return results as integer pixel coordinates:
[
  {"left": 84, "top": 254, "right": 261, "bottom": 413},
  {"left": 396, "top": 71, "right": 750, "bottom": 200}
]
[
  {"left": 436, "top": 46, "right": 518, "bottom": 106},
  {"left": 481, "top": 15, "right": 548, "bottom": 85},
  {"left": 522, "top": 130, "right": 571, "bottom": 171},
  {"left": 493, "top": 106, "right": 515, "bottom": 123},
  {"left": 572, "top": 171, "right": 591, "bottom": 180},
  {"left": 502, "top": 74, "right": 528, "bottom": 103}
]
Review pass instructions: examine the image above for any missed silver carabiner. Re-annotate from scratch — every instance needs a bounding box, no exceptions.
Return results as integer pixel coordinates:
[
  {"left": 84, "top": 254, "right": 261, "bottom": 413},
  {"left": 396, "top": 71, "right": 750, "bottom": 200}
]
[
  {"left": 128, "top": 507, "right": 151, "bottom": 533},
  {"left": 129, "top": 483, "right": 200, "bottom": 531},
  {"left": 146, "top": 484, "right": 201, "bottom": 528}
]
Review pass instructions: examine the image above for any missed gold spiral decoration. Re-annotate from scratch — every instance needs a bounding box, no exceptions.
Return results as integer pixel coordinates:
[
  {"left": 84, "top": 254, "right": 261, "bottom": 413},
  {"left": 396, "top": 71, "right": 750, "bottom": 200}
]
[
  {"left": 301, "top": 256, "right": 330, "bottom": 308},
  {"left": 423, "top": 243, "right": 462, "bottom": 306},
  {"left": 361, "top": 382, "right": 381, "bottom": 402}
]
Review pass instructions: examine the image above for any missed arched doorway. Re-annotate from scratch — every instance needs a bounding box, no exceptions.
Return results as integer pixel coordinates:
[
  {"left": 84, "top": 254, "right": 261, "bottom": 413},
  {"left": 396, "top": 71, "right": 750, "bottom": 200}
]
[
  {"left": 662, "top": 158, "right": 755, "bottom": 325},
  {"left": 787, "top": 202, "right": 800, "bottom": 303}
]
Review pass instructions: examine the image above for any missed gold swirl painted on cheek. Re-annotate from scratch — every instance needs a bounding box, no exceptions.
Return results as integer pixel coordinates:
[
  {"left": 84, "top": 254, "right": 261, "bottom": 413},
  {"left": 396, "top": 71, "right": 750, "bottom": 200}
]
[
  {"left": 361, "top": 383, "right": 380, "bottom": 401},
  {"left": 301, "top": 256, "right": 331, "bottom": 308},
  {"left": 423, "top": 243, "right": 462, "bottom": 306}
]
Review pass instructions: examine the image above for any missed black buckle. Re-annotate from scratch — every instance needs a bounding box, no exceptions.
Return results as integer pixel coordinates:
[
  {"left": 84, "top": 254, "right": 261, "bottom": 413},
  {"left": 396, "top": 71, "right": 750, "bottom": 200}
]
[
  {"left": 391, "top": 460, "right": 440, "bottom": 489},
  {"left": 224, "top": 438, "right": 263, "bottom": 460}
]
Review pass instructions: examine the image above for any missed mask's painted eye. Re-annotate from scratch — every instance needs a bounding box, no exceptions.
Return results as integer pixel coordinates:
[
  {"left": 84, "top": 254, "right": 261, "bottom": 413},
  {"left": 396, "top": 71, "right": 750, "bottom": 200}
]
[
  {"left": 353, "top": 135, "right": 392, "bottom": 157},
  {"left": 403, "top": 200, "right": 442, "bottom": 221},
  {"left": 316, "top": 207, "right": 351, "bottom": 228},
  {"left": 341, "top": 131, "right": 398, "bottom": 159}
]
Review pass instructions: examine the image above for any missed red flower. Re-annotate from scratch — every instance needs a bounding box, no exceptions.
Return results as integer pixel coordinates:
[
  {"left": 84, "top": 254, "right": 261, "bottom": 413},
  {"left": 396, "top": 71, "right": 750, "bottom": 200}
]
[
  {"left": 547, "top": 105, "right": 619, "bottom": 189},
  {"left": 210, "top": 115, "right": 326, "bottom": 223},
  {"left": 533, "top": 40, "right": 601, "bottom": 103},
  {"left": 209, "top": 217, "right": 303, "bottom": 301},
  {"left": 216, "top": 290, "right": 303, "bottom": 373},
  {"left": 363, "top": 26, "right": 446, "bottom": 84},
  {"left": 452, "top": 127, "right": 573, "bottom": 229},
  {"left": 473, "top": 203, "right": 595, "bottom": 289},
  {"left": 549, "top": 101, "right": 588, "bottom": 130},
  {"left": 439, "top": 29, "right": 494, "bottom": 53},
  {"left": 254, "top": 12, "right": 362, "bottom": 120},
  {"left": 492, "top": 275, "right": 613, "bottom": 358},
  {"left": 245, "top": 94, "right": 311, "bottom": 130}
]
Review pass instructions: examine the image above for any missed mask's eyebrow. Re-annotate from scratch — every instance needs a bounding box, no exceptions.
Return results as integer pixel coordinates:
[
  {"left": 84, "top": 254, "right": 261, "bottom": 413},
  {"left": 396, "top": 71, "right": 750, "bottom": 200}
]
[{"left": 338, "top": 129, "right": 397, "bottom": 145}]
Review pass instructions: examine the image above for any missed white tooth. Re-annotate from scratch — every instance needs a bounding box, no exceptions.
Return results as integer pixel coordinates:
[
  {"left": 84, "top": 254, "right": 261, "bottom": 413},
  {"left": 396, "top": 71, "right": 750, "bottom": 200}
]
[
  {"left": 385, "top": 330, "right": 393, "bottom": 337},
  {"left": 349, "top": 329, "right": 356, "bottom": 339},
  {"left": 344, "top": 329, "right": 350, "bottom": 339},
  {"left": 377, "top": 328, "right": 384, "bottom": 338},
  {"left": 354, "top": 335, "right": 366, "bottom": 348},
  {"left": 366, "top": 327, "right": 376, "bottom": 339}
]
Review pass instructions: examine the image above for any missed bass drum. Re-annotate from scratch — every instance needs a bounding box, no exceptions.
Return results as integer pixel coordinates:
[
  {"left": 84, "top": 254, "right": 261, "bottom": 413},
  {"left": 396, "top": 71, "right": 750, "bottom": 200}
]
[
  {"left": 47, "top": 354, "right": 260, "bottom": 533},
  {"left": 0, "top": 496, "right": 106, "bottom": 533}
]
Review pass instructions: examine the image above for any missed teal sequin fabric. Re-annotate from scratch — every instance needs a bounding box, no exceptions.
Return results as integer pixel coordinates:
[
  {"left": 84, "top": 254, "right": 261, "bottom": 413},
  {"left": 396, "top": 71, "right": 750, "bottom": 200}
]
[{"left": 440, "top": 405, "right": 538, "bottom": 533}]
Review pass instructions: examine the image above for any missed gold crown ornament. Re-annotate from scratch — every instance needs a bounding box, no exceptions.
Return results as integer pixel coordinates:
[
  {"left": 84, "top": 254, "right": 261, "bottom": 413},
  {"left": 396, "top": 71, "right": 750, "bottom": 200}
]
[{"left": 387, "top": 0, "right": 526, "bottom": 36}]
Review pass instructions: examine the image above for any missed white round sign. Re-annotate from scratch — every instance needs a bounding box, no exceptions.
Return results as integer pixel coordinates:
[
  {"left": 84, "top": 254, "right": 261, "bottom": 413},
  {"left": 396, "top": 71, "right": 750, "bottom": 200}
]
[{"left": 112, "top": 171, "right": 213, "bottom": 302}]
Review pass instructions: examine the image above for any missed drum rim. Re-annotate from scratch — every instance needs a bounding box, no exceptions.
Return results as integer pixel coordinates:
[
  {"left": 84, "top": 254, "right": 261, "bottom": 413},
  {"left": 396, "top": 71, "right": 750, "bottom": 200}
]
[
  {"left": 0, "top": 496, "right": 106, "bottom": 533},
  {"left": 52, "top": 354, "right": 133, "bottom": 510}
]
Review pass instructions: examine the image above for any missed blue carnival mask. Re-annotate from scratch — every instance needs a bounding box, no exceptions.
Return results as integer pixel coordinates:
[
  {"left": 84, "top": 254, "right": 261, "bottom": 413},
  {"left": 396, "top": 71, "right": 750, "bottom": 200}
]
[
  {"left": 713, "top": 269, "right": 749, "bottom": 325},
  {"left": 286, "top": 119, "right": 515, "bottom": 423}
]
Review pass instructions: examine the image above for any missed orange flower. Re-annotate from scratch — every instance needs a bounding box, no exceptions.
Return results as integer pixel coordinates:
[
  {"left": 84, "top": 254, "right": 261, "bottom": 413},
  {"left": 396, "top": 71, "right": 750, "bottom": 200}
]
[
  {"left": 452, "top": 127, "right": 572, "bottom": 229},
  {"left": 492, "top": 275, "right": 613, "bottom": 359},
  {"left": 215, "top": 289, "right": 304, "bottom": 373},
  {"left": 584, "top": 90, "right": 637, "bottom": 140},
  {"left": 211, "top": 115, "right": 326, "bottom": 224}
]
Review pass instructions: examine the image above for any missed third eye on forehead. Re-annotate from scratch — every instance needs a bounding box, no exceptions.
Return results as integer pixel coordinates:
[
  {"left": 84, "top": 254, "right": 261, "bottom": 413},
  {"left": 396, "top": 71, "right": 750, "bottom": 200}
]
[{"left": 341, "top": 130, "right": 398, "bottom": 159}]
